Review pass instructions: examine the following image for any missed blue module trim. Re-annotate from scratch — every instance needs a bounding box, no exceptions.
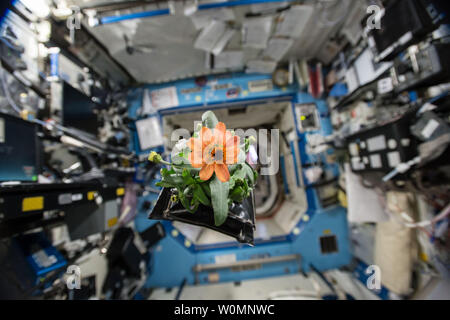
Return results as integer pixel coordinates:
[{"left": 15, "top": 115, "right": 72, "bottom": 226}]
[
  {"left": 280, "top": 155, "right": 290, "bottom": 194},
  {"left": 353, "top": 260, "right": 391, "bottom": 300},
  {"left": 99, "top": 0, "right": 295, "bottom": 25},
  {"left": 289, "top": 140, "right": 300, "bottom": 187}
]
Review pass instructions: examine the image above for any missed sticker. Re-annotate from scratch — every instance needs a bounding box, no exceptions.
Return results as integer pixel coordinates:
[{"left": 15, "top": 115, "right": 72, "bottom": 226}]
[
  {"left": 387, "top": 151, "right": 401, "bottom": 168},
  {"left": 150, "top": 86, "right": 179, "bottom": 109},
  {"left": 87, "top": 191, "right": 96, "bottom": 201},
  {"left": 208, "top": 273, "right": 220, "bottom": 283},
  {"left": 367, "top": 135, "right": 386, "bottom": 152},
  {"left": 421, "top": 119, "right": 439, "bottom": 139},
  {"left": 58, "top": 193, "right": 72, "bottom": 205},
  {"left": 107, "top": 217, "right": 118, "bottom": 228},
  {"left": 215, "top": 254, "right": 237, "bottom": 264},
  {"left": 226, "top": 87, "right": 240, "bottom": 99},
  {"left": 32, "top": 250, "right": 57, "bottom": 268},
  {"left": 248, "top": 79, "right": 273, "bottom": 93},
  {"left": 369, "top": 154, "right": 382, "bottom": 169},
  {"left": 23, "top": 166, "right": 35, "bottom": 178},
  {"left": 378, "top": 77, "right": 393, "bottom": 94},
  {"left": 136, "top": 117, "right": 164, "bottom": 150},
  {"left": 116, "top": 188, "right": 125, "bottom": 196},
  {"left": 22, "top": 196, "right": 44, "bottom": 212},
  {"left": 180, "top": 87, "right": 202, "bottom": 94},
  {"left": 211, "top": 83, "right": 232, "bottom": 91},
  {"left": 72, "top": 193, "right": 82, "bottom": 201}
]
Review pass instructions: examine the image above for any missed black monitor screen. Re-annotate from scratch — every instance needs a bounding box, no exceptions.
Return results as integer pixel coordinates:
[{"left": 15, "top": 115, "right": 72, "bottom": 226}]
[
  {"left": 62, "top": 82, "right": 98, "bottom": 135},
  {"left": 0, "top": 113, "right": 40, "bottom": 182}
]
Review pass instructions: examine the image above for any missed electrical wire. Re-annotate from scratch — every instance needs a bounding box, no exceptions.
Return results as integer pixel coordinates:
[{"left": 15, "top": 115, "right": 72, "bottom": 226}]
[{"left": 0, "top": 64, "right": 22, "bottom": 114}]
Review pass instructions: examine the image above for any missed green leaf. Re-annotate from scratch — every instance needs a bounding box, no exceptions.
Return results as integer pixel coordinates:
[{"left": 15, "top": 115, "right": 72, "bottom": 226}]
[
  {"left": 232, "top": 166, "right": 246, "bottom": 179},
  {"left": 253, "top": 169, "right": 258, "bottom": 183},
  {"left": 190, "top": 197, "right": 200, "bottom": 212},
  {"left": 241, "top": 163, "right": 255, "bottom": 185},
  {"left": 201, "top": 111, "right": 218, "bottom": 129},
  {"left": 182, "top": 168, "right": 196, "bottom": 185},
  {"left": 230, "top": 186, "right": 245, "bottom": 202},
  {"left": 228, "top": 164, "right": 239, "bottom": 175},
  {"left": 200, "top": 183, "right": 211, "bottom": 197},
  {"left": 155, "top": 181, "right": 177, "bottom": 188},
  {"left": 193, "top": 184, "right": 210, "bottom": 206},
  {"left": 244, "top": 138, "right": 250, "bottom": 153},
  {"left": 178, "top": 187, "right": 197, "bottom": 213},
  {"left": 237, "top": 146, "right": 246, "bottom": 164},
  {"left": 210, "top": 175, "right": 229, "bottom": 226},
  {"left": 178, "top": 189, "right": 190, "bottom": 210}
]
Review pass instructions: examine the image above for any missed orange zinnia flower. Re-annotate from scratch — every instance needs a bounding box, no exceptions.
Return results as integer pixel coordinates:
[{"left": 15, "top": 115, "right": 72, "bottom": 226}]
[{"left": 188, "top": 122, "right": 240, "bottom": 182}]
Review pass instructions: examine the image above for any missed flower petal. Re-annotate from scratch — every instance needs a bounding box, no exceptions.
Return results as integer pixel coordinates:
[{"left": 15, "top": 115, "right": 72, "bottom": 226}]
[
  {"left": 189, "top": 150, "right": 203, "bottom": 168},
  {"left": 214, "top": 122, "right": 226, "bottom": 145},
  {"left": 188, "top": 137, "right": 200, "bottom": 151},
  {"left": 199, "top": 164, "right": 215, "bottom": 181},
  {"left": 199, "top": 127, "right": 213, "bottom": 147},
  {"left": 214, "top": 163, "right": 230, "bottom": 182},
  {"left": 225, "top": 135, "right": 240, "bottom": 148},
  {"left": 224, "top": 146, "right": 240, "bottom": 164},
  {"left": 225, "top": 130, "right": 233, "bottom": 142}
]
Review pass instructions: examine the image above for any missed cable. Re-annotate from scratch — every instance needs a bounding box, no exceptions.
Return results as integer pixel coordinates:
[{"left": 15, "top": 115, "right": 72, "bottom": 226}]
[
  {"left": 382, "top": 156, "right": 421, "bottom": 182},
  {"left": 416, "top": 90, "right": 450, "bottom": 115},
  {"left": 0, "top": 65, "right": 22, "bottom": 114}
]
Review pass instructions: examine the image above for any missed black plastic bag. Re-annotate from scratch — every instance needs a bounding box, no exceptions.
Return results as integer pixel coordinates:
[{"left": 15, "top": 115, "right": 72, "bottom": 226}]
[{"left": 149, "top": 188, "right": 255, "bottom": 245}]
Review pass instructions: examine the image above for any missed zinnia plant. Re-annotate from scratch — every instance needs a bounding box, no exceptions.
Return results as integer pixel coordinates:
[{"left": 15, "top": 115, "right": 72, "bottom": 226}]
[{"left": 148, "top": 111, "right": 257, "bottom": 226}]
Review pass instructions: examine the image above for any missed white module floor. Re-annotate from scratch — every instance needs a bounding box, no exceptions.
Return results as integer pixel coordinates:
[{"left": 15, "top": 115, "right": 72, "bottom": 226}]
[{"left": 148, "top": 271, "right": 381, "bottom": 300}]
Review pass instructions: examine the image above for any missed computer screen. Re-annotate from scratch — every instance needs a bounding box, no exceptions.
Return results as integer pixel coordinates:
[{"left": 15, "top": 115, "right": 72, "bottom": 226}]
[
  {"left": 62, "top": 82, "right": 99, "bottom": 136},
  {"left": 0, "top": 112, "right": 40, "bottom": 182}
]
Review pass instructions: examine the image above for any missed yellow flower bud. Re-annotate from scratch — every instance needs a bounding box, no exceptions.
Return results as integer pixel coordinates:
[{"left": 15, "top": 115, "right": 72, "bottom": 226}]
[{"left": 148, "top": 151, "right": 162, "bottom": 163}]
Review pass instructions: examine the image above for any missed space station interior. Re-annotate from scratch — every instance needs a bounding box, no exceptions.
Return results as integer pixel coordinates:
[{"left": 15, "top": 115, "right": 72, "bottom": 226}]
[{"left": 0, "top": 0, "right": 449, "bottom": 301}]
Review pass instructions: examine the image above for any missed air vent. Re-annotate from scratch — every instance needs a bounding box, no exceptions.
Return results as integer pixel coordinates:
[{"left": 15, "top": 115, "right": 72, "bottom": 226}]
[{"left": 320, "top": 235, "right": 338, "bottom": 254}]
